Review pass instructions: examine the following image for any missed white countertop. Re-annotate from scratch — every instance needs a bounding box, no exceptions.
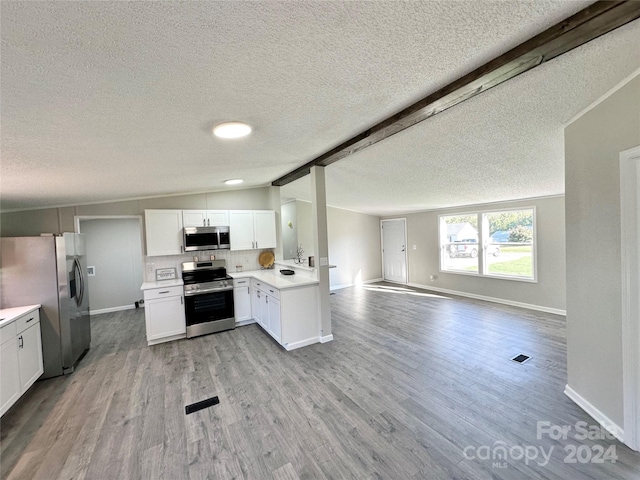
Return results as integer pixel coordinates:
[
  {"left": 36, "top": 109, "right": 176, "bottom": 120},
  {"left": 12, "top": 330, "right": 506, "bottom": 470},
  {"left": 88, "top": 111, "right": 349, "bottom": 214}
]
[
  {"left": 140, "top": 278, "right": 184, "bottom": 291},
  {"left": 230, "top": 269, "right": 319, "bottom": 290},
  {"left": 0, "top": 305, "right": 41, "bottom": 328}
]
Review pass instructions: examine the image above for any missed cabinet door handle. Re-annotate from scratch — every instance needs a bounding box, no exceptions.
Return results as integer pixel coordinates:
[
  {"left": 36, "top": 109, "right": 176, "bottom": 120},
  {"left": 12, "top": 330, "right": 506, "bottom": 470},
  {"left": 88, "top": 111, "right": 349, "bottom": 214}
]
[
  {"left": 181, "top": 296, "right": 183, "bottom": 305},
  {"left": 207, "top": 219, "right": 210, "bottom": 226},
  {"left": 26, "top": 317, "right": 34, "bottom": 323},
  {"left": 247, "top": 287, "right": 250, "bottom": 295},
  {"left": 159, "top": 290, "right": 170, "bottom": 294},
  {"left": 18, "top": 335, "right": 23, "bottom": 348}
]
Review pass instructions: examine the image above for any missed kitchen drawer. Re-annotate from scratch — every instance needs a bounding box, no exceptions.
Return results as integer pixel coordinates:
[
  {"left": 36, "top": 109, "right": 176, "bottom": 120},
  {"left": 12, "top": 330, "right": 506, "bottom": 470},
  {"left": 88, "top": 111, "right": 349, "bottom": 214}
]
[
  {"left": 262, "top": 285, "right": 280, "bottom": 300},
  {"left": 16, "top": 310, "right": 40, "bottom": 335},
  {"left": 251, "top": 279, "right": 280, "bottom": 300},
  {"left": 143, "top": 285, "right": 183, "bottom": 301},
  {"left": 233, "top": 278, "right": 250, "bottom": 288},
  {"left": 0, "top": 322, "right": 17, "bottom": 346}
]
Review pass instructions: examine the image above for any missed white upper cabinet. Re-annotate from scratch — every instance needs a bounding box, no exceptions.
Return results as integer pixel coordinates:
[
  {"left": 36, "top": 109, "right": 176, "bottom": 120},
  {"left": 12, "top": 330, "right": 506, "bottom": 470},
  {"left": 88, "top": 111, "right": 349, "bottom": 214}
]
[
  {"left": 229, "top": 210, "right": 276, "bottom": 250},
  {"left": 254, "top": 211, "right": 277, "bottom": 249},
  {"left": 183, "top": 210, "right": 230, "bottom": 227},
  {"left": 182, "top": 210, "right": 207, "bottom": 227},
  {"left": 145, "top": 210, "right": 184, "bottom": 256},
  {"left": 229, "top": 211, "right": 255, "bottom": 250}
]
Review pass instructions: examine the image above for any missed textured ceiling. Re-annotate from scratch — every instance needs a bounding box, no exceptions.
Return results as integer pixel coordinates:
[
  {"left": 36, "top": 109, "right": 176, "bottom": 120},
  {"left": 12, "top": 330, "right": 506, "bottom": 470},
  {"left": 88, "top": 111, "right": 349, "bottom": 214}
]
[{"left": 1, "top": 1, "right": 636, "bottom": 215}]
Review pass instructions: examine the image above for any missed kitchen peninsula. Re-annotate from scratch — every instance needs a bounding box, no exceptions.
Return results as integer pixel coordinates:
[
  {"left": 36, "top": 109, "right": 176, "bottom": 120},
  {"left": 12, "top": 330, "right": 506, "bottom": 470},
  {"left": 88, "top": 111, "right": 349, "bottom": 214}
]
[{"left": 232, "top": 265, "right": 321, "bottom": 351}]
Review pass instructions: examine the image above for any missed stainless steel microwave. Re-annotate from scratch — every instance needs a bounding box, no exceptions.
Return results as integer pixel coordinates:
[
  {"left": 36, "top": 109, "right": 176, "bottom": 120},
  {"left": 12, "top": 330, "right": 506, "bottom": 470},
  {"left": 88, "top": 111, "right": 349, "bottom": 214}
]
[{"left": 183, "top": 226, "right": 230, "bottom": 251}]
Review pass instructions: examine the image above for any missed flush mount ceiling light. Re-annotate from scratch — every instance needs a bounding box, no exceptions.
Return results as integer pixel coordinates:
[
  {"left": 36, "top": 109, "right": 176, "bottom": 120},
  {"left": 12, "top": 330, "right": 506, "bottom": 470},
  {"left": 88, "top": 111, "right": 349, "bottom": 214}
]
[
  {"left": 224, "top": 179, "right": 244, "bottom": 185},
  {"left": 212, "top": 121, "right": 252, "bottom": 139}
]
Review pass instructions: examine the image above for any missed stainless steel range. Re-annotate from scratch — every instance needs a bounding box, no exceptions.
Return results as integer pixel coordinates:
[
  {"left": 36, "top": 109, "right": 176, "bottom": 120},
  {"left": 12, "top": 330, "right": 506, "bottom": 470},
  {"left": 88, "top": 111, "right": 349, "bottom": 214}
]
[{"left": 181, "top": 260, "right": 235, "bottom": 338}]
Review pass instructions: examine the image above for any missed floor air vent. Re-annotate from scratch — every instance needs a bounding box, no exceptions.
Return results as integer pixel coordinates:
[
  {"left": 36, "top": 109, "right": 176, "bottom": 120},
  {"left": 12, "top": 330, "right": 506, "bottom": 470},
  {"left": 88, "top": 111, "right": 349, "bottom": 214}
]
[
  {"left": 185, "top": 396, "right": 219, "bottom": 415},
  {"left": 511, "top": 354, "right": 530, "bottom": 364}
]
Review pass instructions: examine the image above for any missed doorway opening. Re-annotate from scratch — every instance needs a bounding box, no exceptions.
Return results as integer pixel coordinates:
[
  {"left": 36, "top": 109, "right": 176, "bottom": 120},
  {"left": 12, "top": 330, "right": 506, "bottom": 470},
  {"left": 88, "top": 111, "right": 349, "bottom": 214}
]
[{"left": 75, "top": 216, "right": 144, "bottom": 315}]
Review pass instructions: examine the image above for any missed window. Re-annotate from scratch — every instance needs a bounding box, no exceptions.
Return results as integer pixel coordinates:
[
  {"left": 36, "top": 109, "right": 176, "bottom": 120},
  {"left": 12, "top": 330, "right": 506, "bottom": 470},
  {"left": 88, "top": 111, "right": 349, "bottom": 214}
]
[{"left": 439, "top": 208, "right": 536, "bottom": 281}]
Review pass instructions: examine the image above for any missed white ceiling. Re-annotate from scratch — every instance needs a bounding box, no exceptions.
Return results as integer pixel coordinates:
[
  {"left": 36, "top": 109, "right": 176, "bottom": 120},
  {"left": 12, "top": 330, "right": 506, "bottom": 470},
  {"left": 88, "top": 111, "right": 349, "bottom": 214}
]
[{"left": 1, "top": 1, "right": 638, "bottom": 215}]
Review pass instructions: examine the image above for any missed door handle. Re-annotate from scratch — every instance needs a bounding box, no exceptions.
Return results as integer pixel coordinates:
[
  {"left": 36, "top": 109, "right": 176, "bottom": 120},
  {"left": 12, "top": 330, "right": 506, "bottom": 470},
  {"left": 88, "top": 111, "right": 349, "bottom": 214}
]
[{"left": 18, "top": 335, "right": 23, "bottom": 348}]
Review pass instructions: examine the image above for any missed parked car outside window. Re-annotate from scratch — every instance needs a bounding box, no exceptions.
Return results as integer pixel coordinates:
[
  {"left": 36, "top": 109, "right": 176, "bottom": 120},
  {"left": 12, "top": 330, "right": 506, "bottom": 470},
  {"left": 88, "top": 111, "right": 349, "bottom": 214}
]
[{"left": 449, "top": 239, "right": 500, "bottom": 258}]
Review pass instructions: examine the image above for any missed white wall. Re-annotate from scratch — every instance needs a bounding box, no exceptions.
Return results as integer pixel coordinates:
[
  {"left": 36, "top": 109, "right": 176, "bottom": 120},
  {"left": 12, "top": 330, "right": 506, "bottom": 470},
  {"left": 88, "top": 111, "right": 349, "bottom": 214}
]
[
  {"left": 296, "top": 200, "right": 315, "bottom": 259},
  {"left": 0, "top": 187, "right": 273, "bottom": 237},
  {"left": 80, "top": 218, "right": 144, "bottom": 313},
  {"left": 383, "top": 195, "right": 566, "bottom": 312},
  {"left": 327, "top": 206, "right": 382, "bottom": 289},
  {"left": 279, "top": 199, "right": 382, "bottom": 288},
  {"left": 281, "top": 201, "right": 298, "bottom": 260},
  {"left": 565, "top": 74, "right": 640, "bottom": 428}
]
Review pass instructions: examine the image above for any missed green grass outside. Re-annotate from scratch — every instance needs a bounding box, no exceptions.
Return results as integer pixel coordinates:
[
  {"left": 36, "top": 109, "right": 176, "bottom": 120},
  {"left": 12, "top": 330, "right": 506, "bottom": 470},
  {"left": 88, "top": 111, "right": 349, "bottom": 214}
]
[
  {"left": 461, "top": 255, "right": 533, "bottom": 277},
  {"left": 498, "top": 245, "right": 531, "bottom": 253},
  {"left": 488, "top": 256, "right": 532, "bottom": 276}
]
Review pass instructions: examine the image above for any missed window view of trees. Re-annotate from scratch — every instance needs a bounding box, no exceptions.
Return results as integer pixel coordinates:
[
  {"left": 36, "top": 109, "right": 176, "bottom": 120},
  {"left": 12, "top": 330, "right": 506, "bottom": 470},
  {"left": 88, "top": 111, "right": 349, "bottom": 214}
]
[{"left": 440, "top": 208, "right": 535, "bottom": 280}]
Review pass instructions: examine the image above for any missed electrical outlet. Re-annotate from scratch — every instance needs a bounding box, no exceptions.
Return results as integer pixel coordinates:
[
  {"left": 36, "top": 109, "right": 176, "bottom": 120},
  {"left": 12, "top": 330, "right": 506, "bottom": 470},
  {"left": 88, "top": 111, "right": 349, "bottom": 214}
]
[
  {"left": 320, "top": 257, "right": 328, "bottom": 266},
  {"left": 430, "top": 274, "right": 438, "bottom": 282},
  {"left": 146, "top": 263, "right": 155, "bottom": 275}
]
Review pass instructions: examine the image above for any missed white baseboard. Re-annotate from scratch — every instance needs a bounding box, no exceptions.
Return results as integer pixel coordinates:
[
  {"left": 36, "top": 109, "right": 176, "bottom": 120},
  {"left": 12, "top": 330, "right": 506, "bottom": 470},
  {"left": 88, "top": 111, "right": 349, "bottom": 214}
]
[
  {"left": 90, "top": 304, "right": 138, "bottom": 315},
  {"left": 330, "top": 278, "right": 384, "bottom": 291},
  {"left": 564, "top": 384, "right": 624, "bottom": 443},
  {"left": 320, "top": 334, "right": 334, "bottom": 343},
  {"left": 284, "top": 337, "right": 321, "bottom": 351},
  {"left": 235, "top": 319, "right": 257, "bottom": 327},
  {"left": 407, "top": 282, "right": 566, "bottom": 316}
]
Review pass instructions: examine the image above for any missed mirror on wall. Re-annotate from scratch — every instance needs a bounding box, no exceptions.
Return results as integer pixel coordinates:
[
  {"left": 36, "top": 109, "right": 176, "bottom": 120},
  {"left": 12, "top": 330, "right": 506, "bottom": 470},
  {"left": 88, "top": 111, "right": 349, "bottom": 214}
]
[{"left": 280, "top": 176, "right": 315, "bottom": 263}]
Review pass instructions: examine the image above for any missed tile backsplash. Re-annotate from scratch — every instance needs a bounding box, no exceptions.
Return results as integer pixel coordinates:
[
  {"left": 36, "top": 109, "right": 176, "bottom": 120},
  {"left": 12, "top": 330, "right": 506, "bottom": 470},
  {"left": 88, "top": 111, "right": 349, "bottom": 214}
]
[{"left": 144, "top": 249, "right": 271, "bottom": 282}]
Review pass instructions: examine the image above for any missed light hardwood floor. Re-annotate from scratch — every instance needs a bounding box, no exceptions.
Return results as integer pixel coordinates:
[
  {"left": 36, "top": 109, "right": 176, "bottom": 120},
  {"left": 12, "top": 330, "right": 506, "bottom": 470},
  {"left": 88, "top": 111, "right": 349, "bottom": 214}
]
[{"left": 2, "top": 282, "right": 640, "bottom": 479}]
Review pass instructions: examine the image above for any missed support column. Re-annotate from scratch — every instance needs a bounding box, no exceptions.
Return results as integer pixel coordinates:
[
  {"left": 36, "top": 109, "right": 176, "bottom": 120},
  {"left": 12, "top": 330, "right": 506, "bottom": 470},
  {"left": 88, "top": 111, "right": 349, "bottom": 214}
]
[{"left": 311, "top": 166, "right": 332, "bottom": 342}]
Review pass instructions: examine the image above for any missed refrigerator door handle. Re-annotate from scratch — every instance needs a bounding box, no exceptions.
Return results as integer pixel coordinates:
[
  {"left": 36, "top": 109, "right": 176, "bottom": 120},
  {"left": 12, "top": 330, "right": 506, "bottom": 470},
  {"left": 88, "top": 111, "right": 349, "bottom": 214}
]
[{"left": 74, "top": 257, "right": 85, "bottom": 307}]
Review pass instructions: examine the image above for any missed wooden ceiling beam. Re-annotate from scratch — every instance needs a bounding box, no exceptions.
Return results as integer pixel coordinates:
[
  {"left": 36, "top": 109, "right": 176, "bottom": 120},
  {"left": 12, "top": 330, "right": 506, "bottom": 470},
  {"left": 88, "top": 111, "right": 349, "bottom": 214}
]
[{"left": 272, "top": 1, "right": 640, "bottom": 187}]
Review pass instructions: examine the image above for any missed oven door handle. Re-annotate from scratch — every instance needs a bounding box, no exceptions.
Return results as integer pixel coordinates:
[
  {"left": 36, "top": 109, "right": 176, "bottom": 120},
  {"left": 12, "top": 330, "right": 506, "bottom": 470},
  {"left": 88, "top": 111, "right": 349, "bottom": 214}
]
[{"left": 184, "top": 286, "right": 234, "bottom": 296}]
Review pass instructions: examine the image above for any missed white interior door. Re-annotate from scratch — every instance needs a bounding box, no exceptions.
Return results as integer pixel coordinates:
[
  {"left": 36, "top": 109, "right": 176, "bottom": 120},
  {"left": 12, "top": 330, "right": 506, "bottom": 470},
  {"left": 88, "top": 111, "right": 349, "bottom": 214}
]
[{"left": 382, "top": 219, "right": 407, "bottom": 283}]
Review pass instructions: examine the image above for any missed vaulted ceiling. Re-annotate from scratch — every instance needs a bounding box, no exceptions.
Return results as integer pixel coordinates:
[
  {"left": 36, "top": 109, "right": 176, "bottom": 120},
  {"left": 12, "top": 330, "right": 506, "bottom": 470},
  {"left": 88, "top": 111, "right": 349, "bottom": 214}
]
[{"left": 1, "top": 1, "right": 638, "bottom": 215}]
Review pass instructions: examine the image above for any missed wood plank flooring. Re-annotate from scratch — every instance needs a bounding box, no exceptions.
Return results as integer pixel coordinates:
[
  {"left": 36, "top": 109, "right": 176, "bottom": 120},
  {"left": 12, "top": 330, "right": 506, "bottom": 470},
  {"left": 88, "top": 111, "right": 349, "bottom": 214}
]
[{"left": 2, "top": 282, "right": 640, "bottom": 479}]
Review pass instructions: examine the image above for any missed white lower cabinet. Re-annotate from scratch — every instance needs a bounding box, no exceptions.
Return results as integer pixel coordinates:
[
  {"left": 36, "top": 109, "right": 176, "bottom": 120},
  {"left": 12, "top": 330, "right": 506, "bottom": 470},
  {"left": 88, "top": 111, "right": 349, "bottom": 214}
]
[
  {"left": 18, "top": 322, "right": 44, "bottom": 393},
  {"left": 1, "top": 335, "right": 20, "bottom": 416},
  {"left": 267, "top": 295, "right": 281, "bottom": 343},
  {"left": 249, "top": 279, "right": 317, "bottom": 350},
  {"left": 233, "top": 278, "right": 252, "bottom": 324},
  {"left": 143, "top": 286, "right": 186, "bottom": 345},
  {"left": 1, "top": 309, "right": 44, "bottom": 417}
]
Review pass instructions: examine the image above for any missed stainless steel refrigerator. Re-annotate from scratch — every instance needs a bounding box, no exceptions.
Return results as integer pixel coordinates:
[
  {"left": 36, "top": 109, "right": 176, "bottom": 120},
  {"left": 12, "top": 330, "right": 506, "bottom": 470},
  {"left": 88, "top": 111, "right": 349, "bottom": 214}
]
[{"left": 1, "top": 233, "right": 91, "bottom": 379}]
